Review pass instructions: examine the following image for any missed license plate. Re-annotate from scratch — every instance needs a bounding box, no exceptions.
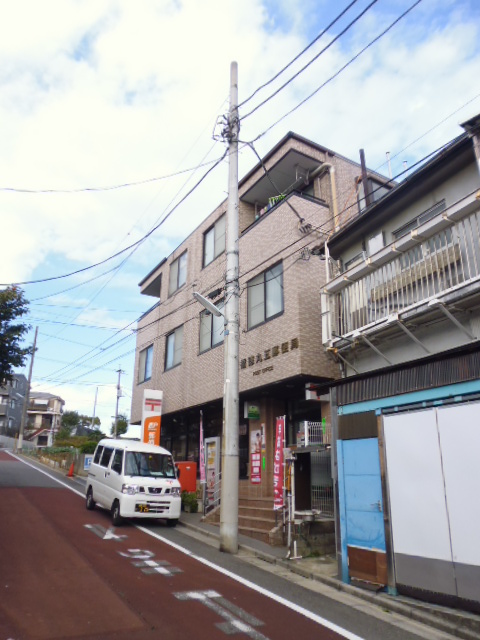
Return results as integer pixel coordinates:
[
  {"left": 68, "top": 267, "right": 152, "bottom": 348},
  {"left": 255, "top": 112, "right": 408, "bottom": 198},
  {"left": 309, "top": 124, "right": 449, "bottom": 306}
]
[{"left": 135, "top": 504, "right": 149, "bottom": 513}]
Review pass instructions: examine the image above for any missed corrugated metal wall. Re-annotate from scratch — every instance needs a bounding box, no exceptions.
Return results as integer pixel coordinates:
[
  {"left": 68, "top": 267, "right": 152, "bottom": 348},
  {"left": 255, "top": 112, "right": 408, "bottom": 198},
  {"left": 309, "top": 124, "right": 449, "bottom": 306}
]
[{"left": 337, "top": 348, "right": 480, "bottom": 406}]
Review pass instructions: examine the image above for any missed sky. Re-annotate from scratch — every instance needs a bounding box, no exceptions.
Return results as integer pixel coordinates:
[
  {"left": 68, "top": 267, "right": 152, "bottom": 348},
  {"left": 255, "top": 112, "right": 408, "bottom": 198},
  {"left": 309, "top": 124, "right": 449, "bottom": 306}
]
[{"left": 2, "top": 0, "right": 480, "bottom": 436}]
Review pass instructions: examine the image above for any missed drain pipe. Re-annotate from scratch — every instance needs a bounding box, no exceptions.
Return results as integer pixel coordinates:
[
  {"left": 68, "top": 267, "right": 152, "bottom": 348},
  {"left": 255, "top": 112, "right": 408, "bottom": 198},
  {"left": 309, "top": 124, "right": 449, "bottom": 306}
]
[{"left": 309, "top": 163, "right": 339, "bottom": 230}]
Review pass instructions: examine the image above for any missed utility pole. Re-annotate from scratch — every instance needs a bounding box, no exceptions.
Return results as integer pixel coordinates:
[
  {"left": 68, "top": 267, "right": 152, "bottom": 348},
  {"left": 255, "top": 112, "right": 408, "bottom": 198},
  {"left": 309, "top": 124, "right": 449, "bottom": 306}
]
[
  {"left": 18, "top": 326, "right": 38, "bottom": 451},
  {"left": 114, "top": 367, "right": 124, "bottom": 438},
  {"left": 219, "top": 61, "right": 240, "bottom": 554},
  {"left": 91, "top": 386, "right": 98, "bottom": 429}
]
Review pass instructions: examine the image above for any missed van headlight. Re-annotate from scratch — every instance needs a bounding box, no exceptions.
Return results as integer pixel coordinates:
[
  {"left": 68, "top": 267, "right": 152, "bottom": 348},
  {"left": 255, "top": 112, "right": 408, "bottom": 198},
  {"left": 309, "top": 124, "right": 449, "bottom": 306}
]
[
  {"left": 171, "top": 486, "right": 181, "bottom": 496},
  {"left": 122, "top": 484, "right": 140, "bottom": 495}
]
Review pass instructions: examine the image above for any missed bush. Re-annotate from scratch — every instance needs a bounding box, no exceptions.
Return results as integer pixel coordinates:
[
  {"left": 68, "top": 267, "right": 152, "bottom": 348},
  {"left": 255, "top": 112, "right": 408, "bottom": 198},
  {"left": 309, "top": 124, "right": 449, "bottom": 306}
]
[
  {"left": 181, "top": 491, "right": 198, "bottom": 513},
  {"left": 79, "top": 441, "right": 98, "bottom": 454}
]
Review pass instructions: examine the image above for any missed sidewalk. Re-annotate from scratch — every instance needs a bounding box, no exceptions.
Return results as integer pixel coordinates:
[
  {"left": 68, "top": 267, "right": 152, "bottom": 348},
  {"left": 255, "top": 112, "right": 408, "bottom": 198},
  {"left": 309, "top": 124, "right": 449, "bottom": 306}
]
[{"left": 178, "top": 511, "right": 480, "bottom": 640}]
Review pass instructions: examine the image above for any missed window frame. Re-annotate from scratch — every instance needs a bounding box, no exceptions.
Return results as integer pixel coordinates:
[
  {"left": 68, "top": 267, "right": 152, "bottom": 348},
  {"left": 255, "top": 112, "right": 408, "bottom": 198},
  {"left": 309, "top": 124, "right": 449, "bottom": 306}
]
[
  {"left": 168, "top": 251, "right": 188, "bottom": 296},
  {"left": 138, "top": 344, "right": 153, "bottom": 384},
  {"left": 203, "top": 214, "right": 226, "bottom": 267},
  {"left": 165, "top": 325, "right": 184, "bottom": 370},
  {"left": 199, "top": 300, "right": 225, "bottom": 353},
  {"left": 247, "top": 262, "right": 284, "bottom": 330}
]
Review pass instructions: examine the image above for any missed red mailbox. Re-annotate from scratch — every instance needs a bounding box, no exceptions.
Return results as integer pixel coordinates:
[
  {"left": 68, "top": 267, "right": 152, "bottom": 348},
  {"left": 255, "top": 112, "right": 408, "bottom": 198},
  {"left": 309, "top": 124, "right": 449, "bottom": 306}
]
[{"left": 175, "top": 461, "right": 197, "bottom": 493}]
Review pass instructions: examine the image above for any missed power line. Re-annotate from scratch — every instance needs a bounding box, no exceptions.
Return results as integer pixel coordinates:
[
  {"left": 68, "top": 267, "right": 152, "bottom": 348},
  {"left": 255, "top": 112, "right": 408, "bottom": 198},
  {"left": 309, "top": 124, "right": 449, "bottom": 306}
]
[
  {"left": 248, "top": 0, "right": 423, "bottom": 142},
  {"left": 241, "top": 0, "right": 378, "bottom": 119},
  {"left": 0, "top": 155, "right": 225, "bottom": 194},
  {"left": 239, "top": 0, "right": 361, "bottom": 108},
  {"left": 2, "top": 149, "right": 228, "bottom": 288}
]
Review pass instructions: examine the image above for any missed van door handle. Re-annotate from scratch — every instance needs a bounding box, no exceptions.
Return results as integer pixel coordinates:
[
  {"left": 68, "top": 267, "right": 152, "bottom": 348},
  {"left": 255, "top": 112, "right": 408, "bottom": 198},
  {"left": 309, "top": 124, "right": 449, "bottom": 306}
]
[{"left": 105, "top": 472, "right": 110, "bottom": 478}]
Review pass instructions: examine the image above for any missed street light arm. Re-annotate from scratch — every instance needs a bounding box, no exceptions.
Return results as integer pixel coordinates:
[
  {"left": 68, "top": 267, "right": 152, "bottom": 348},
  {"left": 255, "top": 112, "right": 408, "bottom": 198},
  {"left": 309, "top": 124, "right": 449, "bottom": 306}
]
[{"left": 193, "top": 292, "right": 224, "bottom": 317}]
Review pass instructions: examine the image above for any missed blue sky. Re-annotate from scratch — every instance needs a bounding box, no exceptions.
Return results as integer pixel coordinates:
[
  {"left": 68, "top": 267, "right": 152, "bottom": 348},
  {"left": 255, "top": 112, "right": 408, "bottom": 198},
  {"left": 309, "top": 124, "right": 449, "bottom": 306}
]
[{"left": 2, "top": 0, "right": 480, "bottom": 433}]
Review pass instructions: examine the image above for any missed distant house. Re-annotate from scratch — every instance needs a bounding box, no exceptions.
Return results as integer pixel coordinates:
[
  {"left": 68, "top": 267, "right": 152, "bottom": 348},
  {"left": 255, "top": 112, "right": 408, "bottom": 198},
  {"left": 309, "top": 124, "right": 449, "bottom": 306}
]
[
  {"left": 320, "top": 114, "right": 480, "bottom": 611},
  {"left": 26, "top": 392, "right": 65, "bottom": 446},
  {"left": 0, "top": 374, "right": 27, "bottom": 437}
]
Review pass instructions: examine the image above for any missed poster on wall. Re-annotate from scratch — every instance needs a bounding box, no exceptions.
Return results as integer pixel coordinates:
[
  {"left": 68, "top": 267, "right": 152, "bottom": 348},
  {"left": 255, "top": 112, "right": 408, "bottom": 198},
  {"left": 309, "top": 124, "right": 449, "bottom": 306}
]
[
  {"left": 199, "top": 410, "right": 206, "bottom": 484},
  {"left": 141, "top": 389, "right": 163, "bottom": 446},
  {"left": 273, "top": 416, "right": 285, "bottom": 510},
  {"left": 250, "top": 427, "right": 262, "bottom": 484}
]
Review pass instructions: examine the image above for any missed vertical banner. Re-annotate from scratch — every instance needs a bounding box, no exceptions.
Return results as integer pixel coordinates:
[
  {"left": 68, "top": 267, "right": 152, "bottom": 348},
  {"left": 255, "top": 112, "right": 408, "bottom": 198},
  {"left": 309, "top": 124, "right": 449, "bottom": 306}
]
[
  {"left": 273, "top": 416, "right": 285, "bottom": 510},
  {"left": 142, "top": 389, "right": 163, "bottom": 446},
  {"left": 199, "top": 410, "right": 206, "bottom": 484},
  {"left": 250, "top": 428, "right": 262, "bottom": 484}
]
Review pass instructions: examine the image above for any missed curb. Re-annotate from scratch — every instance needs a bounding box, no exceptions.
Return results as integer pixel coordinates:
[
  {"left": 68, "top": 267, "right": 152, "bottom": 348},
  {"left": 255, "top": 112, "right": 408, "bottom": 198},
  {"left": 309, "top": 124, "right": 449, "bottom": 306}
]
[{"left": 179, "top": 520, "right": 479, "bottom": 640}]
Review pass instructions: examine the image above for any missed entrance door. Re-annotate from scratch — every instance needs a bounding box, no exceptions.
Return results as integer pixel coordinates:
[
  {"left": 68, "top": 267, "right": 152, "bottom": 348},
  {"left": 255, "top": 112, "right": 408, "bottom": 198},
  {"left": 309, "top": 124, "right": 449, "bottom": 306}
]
[{"left": 338, "top": 438, "right": 387, "bottom": 584}]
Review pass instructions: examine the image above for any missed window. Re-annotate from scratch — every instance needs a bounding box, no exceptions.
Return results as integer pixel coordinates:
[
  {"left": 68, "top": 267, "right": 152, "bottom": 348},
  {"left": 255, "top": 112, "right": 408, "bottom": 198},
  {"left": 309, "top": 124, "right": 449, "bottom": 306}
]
[
  {"left": 125, "top": 451, "right": 176, "bottom": 478},
  {"left": 94, "top": 445, "right": 104, "bottom": 464},
  {"left": 393, "top": 200, "right": 446, "bottom": 240},
  {"left": 247, "top": 262, "right": 283, "bottom": 329},
  {"left": 165, "top": 326, "right": 184, "bottom": 370},
  {"left": 100, "top": 447, "right": 114, "bottom": 468},
  {"left": 168, "top": 252, "right": 187, "bottom": 295},
  {"left": 203, "top": 215, "right": 226, "bottom": 267},
  {"left": 138, "top": 345, "right": 153, "bottom": 383},
  {"left": 199, "top": 301, "right": 224, "bottom": 352},
  {"left": 111, "top": 449, "right": 124, "bottom": 474}
]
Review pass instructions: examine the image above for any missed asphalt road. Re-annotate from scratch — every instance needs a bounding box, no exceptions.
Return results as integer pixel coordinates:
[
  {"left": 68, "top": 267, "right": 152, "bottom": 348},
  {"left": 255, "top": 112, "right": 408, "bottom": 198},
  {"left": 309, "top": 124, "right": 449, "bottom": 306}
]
[{"left": 0, "top": 450, "right": 457, "bottom": 640}]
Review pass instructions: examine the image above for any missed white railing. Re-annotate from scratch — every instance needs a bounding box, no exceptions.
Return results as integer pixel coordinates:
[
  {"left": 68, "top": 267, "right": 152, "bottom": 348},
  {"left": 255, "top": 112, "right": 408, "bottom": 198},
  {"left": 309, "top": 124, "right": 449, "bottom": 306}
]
[
  {"left": 332, "top": 208, "right": 480, "bottom": 336},
  {"left": 303, "top": 420, "right": 331, "bottom": 447}
]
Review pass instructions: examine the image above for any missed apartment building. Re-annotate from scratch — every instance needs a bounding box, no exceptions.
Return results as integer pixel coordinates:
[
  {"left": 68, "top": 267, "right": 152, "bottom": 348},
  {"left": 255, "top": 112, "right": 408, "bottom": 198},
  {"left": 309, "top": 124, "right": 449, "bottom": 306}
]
[
  {"left": 0, "top": 373, "right": 27, "bottom": 436},
  {"left": 320, "top": 115, "right": 480, "bottom": 611},
  {"left": 131, "top": 132, "right": 391, "bottom": 520}
]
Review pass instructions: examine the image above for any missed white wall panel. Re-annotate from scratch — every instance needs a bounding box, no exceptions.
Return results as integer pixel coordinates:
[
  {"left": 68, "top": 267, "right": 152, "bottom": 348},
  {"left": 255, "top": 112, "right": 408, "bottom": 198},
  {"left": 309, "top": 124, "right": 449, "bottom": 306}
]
[
  {"left": 384, "top": 411, "right": 452, "bottom": 561},
  {"left": 437, "top": 403, "right": 480, "bottom": 566}
]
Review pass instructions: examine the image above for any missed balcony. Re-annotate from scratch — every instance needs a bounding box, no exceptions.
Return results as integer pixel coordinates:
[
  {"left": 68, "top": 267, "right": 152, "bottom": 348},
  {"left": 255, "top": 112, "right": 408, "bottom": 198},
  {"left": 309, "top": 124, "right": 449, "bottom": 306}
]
[{"left": 323, "top": 197, "right": 480, "bottom": 358}]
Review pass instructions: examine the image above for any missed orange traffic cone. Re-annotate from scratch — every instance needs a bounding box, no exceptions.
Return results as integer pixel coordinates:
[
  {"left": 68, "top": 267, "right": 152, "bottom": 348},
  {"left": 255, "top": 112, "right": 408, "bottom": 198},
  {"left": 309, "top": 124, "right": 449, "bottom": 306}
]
[{"left": 67, "top": 462, "right": 74, "bottom": 477}]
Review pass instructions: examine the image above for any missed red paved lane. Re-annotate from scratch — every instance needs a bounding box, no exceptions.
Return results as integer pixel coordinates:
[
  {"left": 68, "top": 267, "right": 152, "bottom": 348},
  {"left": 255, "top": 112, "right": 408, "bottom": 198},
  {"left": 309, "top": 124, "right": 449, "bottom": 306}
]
[{"left": 0, "top": 455, "right": 352, "bottom": 640}]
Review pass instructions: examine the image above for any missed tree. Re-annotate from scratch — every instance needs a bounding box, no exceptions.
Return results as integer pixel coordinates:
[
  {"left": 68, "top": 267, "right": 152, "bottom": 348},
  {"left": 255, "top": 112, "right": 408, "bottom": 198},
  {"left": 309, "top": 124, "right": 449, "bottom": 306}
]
[
  {"left": 111, "top": 413, "right": 129, "bottom": 437},
  {"left": 57, "top": 410, "right": 103, "bottom": 441},
  {"left": 0, "top": 286, "right": 31, "bottom": 382}
]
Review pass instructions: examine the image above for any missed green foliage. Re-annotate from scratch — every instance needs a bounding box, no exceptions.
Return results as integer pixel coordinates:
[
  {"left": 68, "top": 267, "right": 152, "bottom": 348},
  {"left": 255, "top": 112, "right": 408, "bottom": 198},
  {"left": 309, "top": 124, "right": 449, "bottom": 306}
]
[
  {"left": 111, "top": 413, "right": 129, "bottom": 437},
  {"left": 79, "top": 441, "right": 98, "bottom": 454},
  {"left": 181, "top": 491, "right": 198, "bottom": 513},
  {"left": 0, "top": 286, "right": 31, "bottom": 382}
]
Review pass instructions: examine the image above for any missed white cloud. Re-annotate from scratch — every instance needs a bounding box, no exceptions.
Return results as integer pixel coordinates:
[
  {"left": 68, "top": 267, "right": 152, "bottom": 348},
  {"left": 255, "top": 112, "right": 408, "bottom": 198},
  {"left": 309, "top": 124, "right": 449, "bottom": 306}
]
[{"left": 5, "top": 0, "right": 480, "bottom": 427}]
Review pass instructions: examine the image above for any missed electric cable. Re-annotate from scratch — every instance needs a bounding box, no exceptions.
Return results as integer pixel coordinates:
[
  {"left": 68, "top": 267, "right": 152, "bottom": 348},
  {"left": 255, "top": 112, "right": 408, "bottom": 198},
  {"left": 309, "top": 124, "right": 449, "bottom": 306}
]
[
  {"left": 241, "top": 0, "right": 379, "bottom": 119},
  {"left": 239, "top": 0, "right": 361, "bottom": 108},
  {"left": 2, "top": 148, "right": 228, "bottom": 287},
  {"left": 247, "top": 0, "right": 423, "bottom": 141}
]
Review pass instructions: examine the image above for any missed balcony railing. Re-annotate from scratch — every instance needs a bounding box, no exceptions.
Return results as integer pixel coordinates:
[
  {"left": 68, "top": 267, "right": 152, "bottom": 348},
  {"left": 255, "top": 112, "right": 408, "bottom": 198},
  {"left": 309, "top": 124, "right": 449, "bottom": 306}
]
[{"left": 326, "top": 205, "right": 480, "bottom": 338}]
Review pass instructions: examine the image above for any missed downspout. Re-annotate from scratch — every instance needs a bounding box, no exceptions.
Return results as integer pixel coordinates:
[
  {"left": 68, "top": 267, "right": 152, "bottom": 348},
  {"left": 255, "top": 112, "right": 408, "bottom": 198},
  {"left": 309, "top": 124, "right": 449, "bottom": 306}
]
[{"left": 310, "top": 163, "right": 339, "bottom": 230}]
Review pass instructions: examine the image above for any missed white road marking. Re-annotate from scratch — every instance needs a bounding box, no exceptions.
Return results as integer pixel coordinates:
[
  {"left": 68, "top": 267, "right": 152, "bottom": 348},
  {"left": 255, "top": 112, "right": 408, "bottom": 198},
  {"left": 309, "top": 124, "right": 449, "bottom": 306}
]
[{"left": 7, "top": 451, "right": 365, "bottom": 640}]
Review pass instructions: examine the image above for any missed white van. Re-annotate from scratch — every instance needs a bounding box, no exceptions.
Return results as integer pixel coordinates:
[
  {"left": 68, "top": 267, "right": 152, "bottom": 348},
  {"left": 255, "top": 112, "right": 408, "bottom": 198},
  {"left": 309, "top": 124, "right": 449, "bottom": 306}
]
[{"left": 85, "top": 438, "right": 182, "bottom": 526}]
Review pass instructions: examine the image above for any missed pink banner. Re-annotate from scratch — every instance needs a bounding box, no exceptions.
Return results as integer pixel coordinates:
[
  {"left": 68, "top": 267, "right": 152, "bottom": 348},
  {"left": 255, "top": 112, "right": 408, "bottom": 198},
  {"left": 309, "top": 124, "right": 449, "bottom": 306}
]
[
  {"left": 199, "top": 410, "right": 206, "bottom": 484},
  {"left": 273, "top": 416, "right": 285, "bottom": 510}
]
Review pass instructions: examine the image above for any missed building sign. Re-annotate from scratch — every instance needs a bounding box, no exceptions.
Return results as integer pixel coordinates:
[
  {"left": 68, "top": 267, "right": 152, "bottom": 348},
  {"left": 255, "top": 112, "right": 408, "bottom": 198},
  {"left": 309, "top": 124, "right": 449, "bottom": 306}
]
[
  {"left": 273, "top": 416, "right": 285, "bottom": 510},
  {"left": 245, "top": 403, "right": 260, "bottom": 419},
  {"left": 240, "top": 337, "right": 299, "bottom": 374},
  {"left": 142, "top": 389, "right": 163, "bottom": 446}
]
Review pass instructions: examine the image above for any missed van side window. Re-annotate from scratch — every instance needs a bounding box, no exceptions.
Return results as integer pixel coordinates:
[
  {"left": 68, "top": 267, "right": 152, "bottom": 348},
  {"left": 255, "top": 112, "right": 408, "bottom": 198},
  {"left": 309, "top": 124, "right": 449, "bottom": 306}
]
[
  {"left": 94, "top": 445, "right": 104, "bottom": 464},
  {"left": 111, "top": 449, "right": 123, "bottom": 474},
  {"left": 100, "top": 447, "right": 114, "bottom": 468}
]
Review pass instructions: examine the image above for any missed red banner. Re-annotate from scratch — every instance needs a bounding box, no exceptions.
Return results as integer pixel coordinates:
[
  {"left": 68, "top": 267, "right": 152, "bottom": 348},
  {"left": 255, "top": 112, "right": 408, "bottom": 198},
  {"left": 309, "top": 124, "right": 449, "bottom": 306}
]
[{"left": 273, "top": 416, "right": 285, "bottom": 510}]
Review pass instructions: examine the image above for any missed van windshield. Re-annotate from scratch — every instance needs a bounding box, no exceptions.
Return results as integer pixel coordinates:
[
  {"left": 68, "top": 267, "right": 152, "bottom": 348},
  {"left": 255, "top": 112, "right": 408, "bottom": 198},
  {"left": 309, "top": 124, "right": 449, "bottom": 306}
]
[{"left": 125, "top": 452, "right": 176, "bottom": 478}]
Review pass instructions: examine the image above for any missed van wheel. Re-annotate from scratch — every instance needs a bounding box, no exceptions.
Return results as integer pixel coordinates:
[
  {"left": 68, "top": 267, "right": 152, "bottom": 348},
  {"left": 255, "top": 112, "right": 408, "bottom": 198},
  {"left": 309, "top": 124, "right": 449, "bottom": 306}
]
[
  {"left": 111, "top": 500, "right": 123, "bottom": 526},
  {"left": 166, "top": 518, "right": 178, "bottom": 528},
  {"left": 86, "top": 488, "right": 96, "bottom": 511}
]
